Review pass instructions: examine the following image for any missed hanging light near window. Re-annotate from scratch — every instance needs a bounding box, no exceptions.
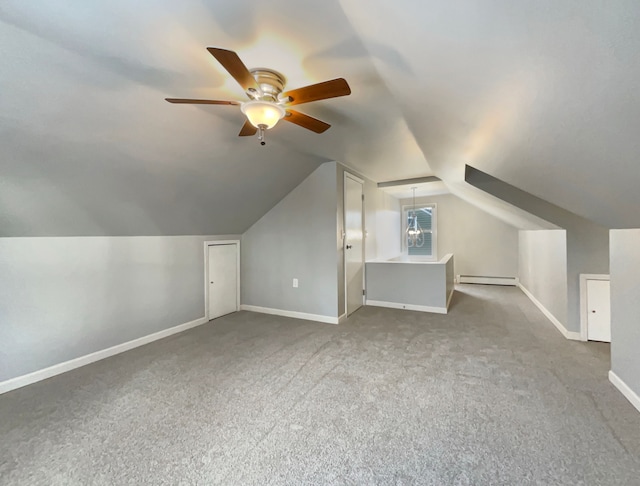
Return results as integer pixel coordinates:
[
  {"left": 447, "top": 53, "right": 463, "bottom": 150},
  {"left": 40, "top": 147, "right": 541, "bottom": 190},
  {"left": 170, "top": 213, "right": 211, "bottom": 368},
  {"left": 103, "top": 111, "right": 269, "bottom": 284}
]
[{"left": 406, "top": 187, "right": 425, "bottom": 248}]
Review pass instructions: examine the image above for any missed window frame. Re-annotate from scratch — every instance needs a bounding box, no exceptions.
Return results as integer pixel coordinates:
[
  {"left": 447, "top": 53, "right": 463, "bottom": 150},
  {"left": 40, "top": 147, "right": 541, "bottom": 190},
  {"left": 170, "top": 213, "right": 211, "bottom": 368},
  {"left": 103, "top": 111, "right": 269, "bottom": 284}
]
[{"left": 401, "top": 203, "right": 437, "bottom": 261}]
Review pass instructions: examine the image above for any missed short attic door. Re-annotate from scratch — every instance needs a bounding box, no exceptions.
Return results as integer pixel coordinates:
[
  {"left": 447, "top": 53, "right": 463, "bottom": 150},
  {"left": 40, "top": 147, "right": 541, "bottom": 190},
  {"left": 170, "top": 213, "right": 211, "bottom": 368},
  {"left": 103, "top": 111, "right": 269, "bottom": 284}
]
[{"left": 207, "top": 243, "right": 238, "bottom": 320}]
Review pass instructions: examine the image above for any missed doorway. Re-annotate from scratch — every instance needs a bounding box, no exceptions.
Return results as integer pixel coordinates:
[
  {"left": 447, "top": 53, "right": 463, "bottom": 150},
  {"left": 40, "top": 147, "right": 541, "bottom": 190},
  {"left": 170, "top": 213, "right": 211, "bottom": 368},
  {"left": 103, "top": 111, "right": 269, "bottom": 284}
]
[
  {"left": 344, "top": 173, "right": 365, "bottom": 317},
  {"left": 580, "top": 274, "right": 611, "bottom": 342},
  {"left": 206, "top": 242, "right": 239, "bottom": 320}
]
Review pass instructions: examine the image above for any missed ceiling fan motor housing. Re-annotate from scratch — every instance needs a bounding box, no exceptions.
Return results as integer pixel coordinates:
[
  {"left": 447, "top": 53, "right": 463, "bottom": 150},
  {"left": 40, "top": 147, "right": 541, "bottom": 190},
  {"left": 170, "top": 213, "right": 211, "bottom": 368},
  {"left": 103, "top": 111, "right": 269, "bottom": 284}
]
[{"left": 248, "top": 68, "right": 287, "bottom": 101}]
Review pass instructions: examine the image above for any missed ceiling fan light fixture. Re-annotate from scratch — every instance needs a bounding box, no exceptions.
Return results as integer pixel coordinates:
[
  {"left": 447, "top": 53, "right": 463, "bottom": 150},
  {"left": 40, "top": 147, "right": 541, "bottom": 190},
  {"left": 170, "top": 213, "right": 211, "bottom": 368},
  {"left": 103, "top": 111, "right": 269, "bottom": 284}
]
[{"left": 241, "top": 100, "right": 285, "bottom": 129}]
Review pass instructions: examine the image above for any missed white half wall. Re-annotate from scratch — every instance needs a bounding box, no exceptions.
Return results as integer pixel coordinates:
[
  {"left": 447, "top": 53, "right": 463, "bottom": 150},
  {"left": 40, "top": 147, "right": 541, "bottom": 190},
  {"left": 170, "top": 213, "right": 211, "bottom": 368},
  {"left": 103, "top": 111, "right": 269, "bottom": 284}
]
[
  {"left": 518, "top": 230, "right": 568, "bottom": 328},
  {"left": 0, "top": 235, "right": 237, "bottom": 383}
]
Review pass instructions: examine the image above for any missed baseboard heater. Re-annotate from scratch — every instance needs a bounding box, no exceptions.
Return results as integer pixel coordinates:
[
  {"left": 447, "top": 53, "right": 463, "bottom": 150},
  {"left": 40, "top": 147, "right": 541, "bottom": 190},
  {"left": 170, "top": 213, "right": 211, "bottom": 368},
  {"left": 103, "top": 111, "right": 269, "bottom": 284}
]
[{"left": 457, "top": 275, "right": 519, "bottom": 286}]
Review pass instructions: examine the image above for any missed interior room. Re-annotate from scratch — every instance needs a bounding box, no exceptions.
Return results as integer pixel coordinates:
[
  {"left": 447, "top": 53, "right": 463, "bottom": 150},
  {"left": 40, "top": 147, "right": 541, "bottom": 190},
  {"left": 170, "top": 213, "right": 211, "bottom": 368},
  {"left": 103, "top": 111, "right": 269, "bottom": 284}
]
[{"left": 1, "top": 1, "right": 640, "bottom": 484}]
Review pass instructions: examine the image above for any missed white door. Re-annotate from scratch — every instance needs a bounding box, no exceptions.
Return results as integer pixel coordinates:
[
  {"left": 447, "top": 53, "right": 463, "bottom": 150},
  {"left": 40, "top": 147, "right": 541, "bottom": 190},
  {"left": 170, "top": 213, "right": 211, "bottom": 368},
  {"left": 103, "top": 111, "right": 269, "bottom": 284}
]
[
  {"left": 345, "top": 174, "right": 364, "bottom": 316},
  {"left": 208, "top": 244, "right": 238, "bottom": 320},
  {"left": 587, "top": 279, "right": 611, "bottom": 342}
]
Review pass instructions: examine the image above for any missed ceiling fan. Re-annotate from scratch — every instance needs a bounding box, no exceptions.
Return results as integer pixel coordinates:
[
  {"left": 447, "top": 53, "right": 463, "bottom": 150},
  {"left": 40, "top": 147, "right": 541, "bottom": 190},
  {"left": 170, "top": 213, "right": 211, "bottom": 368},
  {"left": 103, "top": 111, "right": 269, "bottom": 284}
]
[{"left": 166, "top": 47, "right": 351, "bottom": 145}]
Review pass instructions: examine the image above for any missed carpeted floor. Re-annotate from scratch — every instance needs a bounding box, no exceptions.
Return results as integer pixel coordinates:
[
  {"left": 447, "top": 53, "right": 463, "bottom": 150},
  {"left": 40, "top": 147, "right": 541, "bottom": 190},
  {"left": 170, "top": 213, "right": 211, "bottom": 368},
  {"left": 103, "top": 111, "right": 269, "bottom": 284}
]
[{"left": 1, "top": 284, "right": 639, "bottom": 485}]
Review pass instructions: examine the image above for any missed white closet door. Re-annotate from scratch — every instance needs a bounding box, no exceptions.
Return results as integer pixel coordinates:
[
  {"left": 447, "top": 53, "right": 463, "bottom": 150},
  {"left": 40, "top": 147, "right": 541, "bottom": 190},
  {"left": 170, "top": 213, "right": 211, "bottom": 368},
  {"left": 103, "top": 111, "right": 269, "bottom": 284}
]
[
  {"left": 208, "top": 244, "right": 238, "bottom": 320},
  {"left": 586, "top": 279, "right": 611, "bottom": 342}
]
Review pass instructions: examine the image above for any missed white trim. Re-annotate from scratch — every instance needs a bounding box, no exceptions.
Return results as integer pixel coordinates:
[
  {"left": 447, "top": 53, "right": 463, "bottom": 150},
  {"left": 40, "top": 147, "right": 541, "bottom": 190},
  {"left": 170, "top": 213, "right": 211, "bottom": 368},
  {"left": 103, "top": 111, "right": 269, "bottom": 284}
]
[
  {"left": 365, "top": 299, "right": 448, "bottom": 314},
  {"left": 338, "top": 161, "right": 368, "bottom": 184},
  {"left": 240, "top": 304, "right": 339, "bottom": 325},
  {"left": 204, "top": 240, "right": 241, "bottom": 320},
  {"left": 338, "top": 313, "right": 348, "bottom": 324},
  {"left": 0, "top": 316, "right": 208, "bottom": 395},
  {"left": 609, "top": 370, "right": 640, "bottom": 414},
  {"left": 344, "top": 172, "right": 364, "bottom": 185},
  {"left": 518, "top": 283, "right": 581, "bottom": 340},
  {"left": 446, "top": 289, "right": 455, "bottom": 310},
  {"left": 457, "top": 275, "right": 519, "bottom": 286},
  {"left": 343, "top": 171, "right": 365, "bottom": 317},
  {"left": 579, "top": 273, "right": 610, "bottom": 342}
]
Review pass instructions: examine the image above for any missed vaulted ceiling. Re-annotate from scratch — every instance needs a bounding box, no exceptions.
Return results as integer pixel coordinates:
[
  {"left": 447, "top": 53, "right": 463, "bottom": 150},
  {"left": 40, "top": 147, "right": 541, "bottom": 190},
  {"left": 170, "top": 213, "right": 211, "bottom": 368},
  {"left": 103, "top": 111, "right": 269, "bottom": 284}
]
[{"left": 2, "top": 1, "right": 639, "bottom": 236}]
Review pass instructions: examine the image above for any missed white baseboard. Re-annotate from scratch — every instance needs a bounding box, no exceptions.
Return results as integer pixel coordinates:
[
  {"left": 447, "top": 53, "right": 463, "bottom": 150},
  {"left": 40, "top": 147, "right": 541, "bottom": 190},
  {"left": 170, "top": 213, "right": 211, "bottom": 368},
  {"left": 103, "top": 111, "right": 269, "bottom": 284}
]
[
  {"left": 240, "top": 304, "right": 339, "bottom": 325},
  {"left": 518, "top": 283, "right": 581, "bottom": 340},
  {"left": 0, "top": 316, "right": 209, "bottom": 395},
  {"left": 457, "top": 275, "right": 519, "bottom": 286},
  {"left": 609, "top": 370, "right": 640, "bottom": 414},
  {"left": 365, "top": 299, "right": 447, "bottom": 314}
]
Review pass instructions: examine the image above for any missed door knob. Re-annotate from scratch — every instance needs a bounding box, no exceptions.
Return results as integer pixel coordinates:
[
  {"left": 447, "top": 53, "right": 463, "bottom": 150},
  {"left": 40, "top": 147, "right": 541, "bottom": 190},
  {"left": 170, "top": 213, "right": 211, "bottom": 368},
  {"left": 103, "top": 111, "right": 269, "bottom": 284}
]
[{"left": 346, "top": 245, "right": 352, "bottom": 249}]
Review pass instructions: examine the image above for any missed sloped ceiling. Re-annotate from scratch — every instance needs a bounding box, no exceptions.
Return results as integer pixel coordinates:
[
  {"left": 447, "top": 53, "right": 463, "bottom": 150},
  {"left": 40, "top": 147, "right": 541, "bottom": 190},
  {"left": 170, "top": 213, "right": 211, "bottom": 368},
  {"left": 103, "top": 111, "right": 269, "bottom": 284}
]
[
  {"left": 340, "top": 0, "right": 640, "bottom": 229},
  {"left": 1, "top": 1, "right": 639, "bottom": 236}
]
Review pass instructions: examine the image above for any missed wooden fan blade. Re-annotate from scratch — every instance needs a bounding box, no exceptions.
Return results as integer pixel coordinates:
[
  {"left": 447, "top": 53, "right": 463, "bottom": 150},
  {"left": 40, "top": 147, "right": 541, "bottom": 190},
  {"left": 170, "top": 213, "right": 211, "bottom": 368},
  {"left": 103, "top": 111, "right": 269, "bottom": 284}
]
[
  {"left": 207, "top": 47, "right": 260, "bottom": 93},
  {"left": 284, "top": 110, "right": 331, "bottom": 133},
  {"left": 165, "top": 98, "right": 240, "bottom": 105},
  {"left": 239, "top": 120, "right": 257, "bottom": 136},
  {"left": 283, "top": 78, "right": 351, "bottom": 106}
]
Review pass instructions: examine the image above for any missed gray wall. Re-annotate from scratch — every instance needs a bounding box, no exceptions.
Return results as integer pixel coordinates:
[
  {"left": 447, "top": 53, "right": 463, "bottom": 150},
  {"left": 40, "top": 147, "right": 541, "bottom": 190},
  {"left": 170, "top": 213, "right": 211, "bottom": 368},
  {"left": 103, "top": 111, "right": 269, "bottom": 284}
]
[
  {"left": 400, "top": 193, "right": 519, "bottom": 278},
  {"left": 0, "top": 235, "right": 237, "bottom": 382},
  {"left": 610, "top": 229, "right": 640, "bottom": 398},
  {"left": 519, "top": 230, "right": 568, "bottom": 326},
  {"left": 241, "top": 162, "right": 339, "bottom": 318}
]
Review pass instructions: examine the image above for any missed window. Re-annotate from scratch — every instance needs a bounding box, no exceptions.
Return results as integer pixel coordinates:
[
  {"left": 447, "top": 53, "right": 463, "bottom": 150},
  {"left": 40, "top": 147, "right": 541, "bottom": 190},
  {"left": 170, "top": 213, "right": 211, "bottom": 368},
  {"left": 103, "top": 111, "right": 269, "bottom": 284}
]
[{"left": 402, "top": 204, "right": 436, "bottom": 259}]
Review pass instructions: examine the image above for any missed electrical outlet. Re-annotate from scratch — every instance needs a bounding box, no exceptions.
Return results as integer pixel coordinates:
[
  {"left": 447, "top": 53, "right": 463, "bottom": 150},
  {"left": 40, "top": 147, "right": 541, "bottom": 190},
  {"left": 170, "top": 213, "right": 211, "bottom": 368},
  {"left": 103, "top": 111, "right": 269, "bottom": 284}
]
[{"left": 293, "top": 278, "right": 299, "bottom": 288}]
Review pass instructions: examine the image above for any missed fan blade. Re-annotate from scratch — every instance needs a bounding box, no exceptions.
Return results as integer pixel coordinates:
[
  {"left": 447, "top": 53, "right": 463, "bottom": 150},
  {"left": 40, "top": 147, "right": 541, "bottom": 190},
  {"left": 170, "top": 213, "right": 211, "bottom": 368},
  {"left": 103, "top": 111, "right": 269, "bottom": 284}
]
[
  {"left": 165, "top": 98, "right": 240, "bottom": 105},
  {"left": 207, "top": 47, "right": 260, "bottom": 94},
  {"left": 283, "top": 110, "right": 331, "bottom": 133},
  {"left": 282, "top": 78, "right": 351, "bottom": 106},
  {"left": 239, "top": 120, "right": 257, "bottom": 137}
]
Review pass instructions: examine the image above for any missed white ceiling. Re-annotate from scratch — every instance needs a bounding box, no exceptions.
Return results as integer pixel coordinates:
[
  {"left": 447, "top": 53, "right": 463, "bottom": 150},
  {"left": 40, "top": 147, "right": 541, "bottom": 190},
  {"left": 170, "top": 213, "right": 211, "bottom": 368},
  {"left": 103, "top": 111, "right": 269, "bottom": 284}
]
[{"left": 1, "top": 0, "right": 639, "bottom": 235}]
